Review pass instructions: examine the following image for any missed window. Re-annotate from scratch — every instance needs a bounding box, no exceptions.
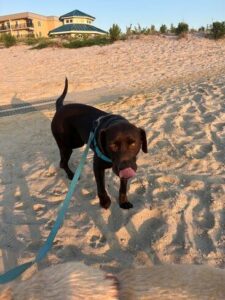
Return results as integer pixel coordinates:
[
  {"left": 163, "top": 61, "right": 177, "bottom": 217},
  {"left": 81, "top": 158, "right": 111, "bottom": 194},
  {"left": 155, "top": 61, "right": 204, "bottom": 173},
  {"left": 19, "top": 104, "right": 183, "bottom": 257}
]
[
  {"left": 27, "top": 19, "right": 33, "bottom": 27},
  {"left": 66, "top": 20, "right": 69, "bottom": 23},
  {"left": 38, "top": 21, "right": 41, "bottom": 27}
]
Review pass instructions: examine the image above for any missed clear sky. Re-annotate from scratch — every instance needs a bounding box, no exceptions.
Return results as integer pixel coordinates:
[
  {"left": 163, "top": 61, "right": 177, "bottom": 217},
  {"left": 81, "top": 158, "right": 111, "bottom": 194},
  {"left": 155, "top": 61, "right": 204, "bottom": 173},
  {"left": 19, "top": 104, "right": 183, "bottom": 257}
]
[{"left": 0, "top": 0, "right": 224, "bottom": 31}]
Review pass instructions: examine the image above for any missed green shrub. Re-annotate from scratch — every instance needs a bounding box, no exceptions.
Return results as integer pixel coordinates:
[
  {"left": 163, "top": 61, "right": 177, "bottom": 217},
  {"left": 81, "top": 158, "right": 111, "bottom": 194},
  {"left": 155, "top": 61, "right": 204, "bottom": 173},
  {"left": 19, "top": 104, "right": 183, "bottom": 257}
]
[
  {"left": 175, "top": 22, "right": 189, "bottom": 35},
  {"left": 63, "top": 37, "right": 111, "bottom": 49},
  {"left": 0, "top": 34, "right": 16, "bottom": 47},
  {"left": 31, "top": 38, "right": 61, "bottom": 49},
  {"left": 170, "top": 24, "right": 176, "bottom": 34},
  {"left": 160, "top": 24, "right": 167, "bottom": 34},
  {"left": 210, "top": 21, "right": 225, "bottom": 39},
  {"left": 109, "top": 24, "right": 121, "bottom": 41},
  {"left": 25, "top": 37, "right": 41, "bottom": 45},
  {"left": 198, "top": 26, "right": 205, "bottom": 32},
  {"left": 177, "top": 32, "right": 188, "bottom": 39},
  {"left": 124, "top": 24, "right": 151, "bottom": 38},
  {"left": 150, "top": 25, "right": 156, "bottom": 34},
  {"left": 126, "top": 24, "right": 133, "bottom": 37}
]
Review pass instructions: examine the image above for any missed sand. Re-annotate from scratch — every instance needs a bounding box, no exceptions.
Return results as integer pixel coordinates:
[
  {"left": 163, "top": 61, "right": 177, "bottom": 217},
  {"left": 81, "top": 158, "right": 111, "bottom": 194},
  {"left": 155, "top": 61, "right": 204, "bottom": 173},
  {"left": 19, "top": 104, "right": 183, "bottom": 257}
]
[
  {"left": 0, "top": 34, "right": 225, "bottom": 281},
  {"left": 1, "top": 34, "right": 225, "bottom": 105}
]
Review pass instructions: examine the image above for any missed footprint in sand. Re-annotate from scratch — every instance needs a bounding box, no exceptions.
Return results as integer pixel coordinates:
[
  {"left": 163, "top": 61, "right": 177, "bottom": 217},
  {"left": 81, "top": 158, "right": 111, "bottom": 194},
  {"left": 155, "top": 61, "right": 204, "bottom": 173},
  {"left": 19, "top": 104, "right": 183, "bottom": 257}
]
[
  {"left": 194, "top": 209, "right": 215, "bottom": 230},
  {"left": 186, "top": 143, "right": 213, "bottom": 159},
  {"left": 130, "top": 179, "right": 147, "bottom": 196}
]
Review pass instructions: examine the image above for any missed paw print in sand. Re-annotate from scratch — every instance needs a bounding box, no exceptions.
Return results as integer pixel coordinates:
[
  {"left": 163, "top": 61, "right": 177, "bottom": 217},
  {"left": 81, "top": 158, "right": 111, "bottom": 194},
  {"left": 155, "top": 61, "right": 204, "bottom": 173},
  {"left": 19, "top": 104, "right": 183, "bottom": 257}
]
[{"left": 89, "top": 235, "right": 107, "bottom": 248}]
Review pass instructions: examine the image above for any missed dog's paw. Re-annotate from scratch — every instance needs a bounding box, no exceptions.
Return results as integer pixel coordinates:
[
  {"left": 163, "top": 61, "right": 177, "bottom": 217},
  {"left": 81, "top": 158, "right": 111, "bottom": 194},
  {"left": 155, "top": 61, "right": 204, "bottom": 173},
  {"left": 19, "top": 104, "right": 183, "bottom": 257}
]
[
  {"left": 99, "top": 194, "right": 111, "bottom": 209},
  {"left": 66, "top": 170, "right": 75, "bottom": 180},
  {"left": 120, "top": 202, "right": 133, "bottom": 209},
  {"left": 68, "top": 174, "right": 74, "bottom": 180}
]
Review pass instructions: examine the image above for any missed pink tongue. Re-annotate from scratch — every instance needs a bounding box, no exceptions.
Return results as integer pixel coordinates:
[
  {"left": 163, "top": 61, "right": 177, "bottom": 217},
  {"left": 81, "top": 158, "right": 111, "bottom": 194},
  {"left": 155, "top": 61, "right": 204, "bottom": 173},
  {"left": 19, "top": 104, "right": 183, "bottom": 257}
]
[{"left": 119, "top": 168, "right": 136, "bottom": 179}]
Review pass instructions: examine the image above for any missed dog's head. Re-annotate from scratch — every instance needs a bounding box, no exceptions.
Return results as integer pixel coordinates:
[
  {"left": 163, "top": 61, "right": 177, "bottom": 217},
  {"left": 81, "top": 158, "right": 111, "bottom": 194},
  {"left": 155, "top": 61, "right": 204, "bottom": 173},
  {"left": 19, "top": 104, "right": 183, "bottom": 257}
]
[{"left": 99, "top": 122, "right": 147, "bottom": 179}]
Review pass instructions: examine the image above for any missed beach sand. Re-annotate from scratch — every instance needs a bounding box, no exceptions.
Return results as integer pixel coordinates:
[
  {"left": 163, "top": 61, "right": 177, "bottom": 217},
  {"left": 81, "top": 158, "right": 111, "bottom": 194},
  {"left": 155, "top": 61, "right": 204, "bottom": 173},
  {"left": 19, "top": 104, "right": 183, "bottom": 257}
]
[{"left": 0, "top": 34, "right": 225, "bottom": 281}]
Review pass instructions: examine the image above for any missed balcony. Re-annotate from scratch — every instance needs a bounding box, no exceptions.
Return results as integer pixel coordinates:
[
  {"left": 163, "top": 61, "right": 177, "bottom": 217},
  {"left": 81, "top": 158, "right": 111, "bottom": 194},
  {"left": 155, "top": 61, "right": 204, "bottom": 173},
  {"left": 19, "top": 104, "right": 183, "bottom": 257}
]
[
  {"left": 0, "top": 25, "right": 9, "bottom": 32},
  {"left": 0, "top": 22, "right": 34, "bottom": 32},
  {"left": 11, "top": 23, "right": 34, "bottom": 30}
]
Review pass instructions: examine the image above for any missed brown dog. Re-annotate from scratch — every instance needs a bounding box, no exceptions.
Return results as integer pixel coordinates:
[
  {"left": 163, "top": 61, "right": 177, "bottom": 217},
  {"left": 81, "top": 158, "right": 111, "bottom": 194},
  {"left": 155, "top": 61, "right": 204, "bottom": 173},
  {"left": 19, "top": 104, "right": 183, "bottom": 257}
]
[
  {"left": 1, "top": 262, "right": 225, "bottom": 299},
  {"left": 51, "top": 78, "right": 147, "bottom": 209}
]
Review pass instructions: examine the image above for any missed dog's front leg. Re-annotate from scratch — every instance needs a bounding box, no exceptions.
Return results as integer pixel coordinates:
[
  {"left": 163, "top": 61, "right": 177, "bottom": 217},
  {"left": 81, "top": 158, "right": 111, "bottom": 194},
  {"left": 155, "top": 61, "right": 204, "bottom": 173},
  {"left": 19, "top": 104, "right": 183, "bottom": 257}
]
[
  {"left": 93, "top": 156, "right": 111, "bottom": 209},
  {"left": 119, "top": 179, "right": 133, "bottom": 209}
]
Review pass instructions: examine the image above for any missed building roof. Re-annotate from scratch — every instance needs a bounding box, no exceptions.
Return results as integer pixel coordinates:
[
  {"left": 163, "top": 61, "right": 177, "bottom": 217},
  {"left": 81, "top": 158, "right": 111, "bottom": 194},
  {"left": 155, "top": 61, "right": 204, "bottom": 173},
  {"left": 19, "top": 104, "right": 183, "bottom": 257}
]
[
  {"left": 59, "top": 10, "right": 95, "bottom": 21},
  {"left": 0, "top": 12, "right": 58, "bottom": 22},
  {"left": 49, "top": 23, "right": 107, "bottom": 35}
]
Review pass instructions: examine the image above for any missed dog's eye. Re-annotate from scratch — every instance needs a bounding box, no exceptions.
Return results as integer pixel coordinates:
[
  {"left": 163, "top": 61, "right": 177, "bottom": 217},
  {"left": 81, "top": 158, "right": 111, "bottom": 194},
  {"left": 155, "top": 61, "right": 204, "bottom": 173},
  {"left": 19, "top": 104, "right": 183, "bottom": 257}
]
[
  {"left": 109, "top": 143, "right": 119, "bottom": 152},
  {"left": 128, "top": 141, "right": 136, "bottom": 147}
]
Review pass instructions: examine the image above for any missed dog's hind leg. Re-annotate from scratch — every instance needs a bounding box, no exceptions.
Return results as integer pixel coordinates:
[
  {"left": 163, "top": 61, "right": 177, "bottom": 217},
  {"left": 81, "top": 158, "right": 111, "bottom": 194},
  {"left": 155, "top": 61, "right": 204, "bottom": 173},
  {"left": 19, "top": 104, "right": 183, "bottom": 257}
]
[
  {"left": 53, "top": 130, "right": 85, "bottom": 180},
  {"left": 59, "top": 147, "right": 74, "bottom": 180}
]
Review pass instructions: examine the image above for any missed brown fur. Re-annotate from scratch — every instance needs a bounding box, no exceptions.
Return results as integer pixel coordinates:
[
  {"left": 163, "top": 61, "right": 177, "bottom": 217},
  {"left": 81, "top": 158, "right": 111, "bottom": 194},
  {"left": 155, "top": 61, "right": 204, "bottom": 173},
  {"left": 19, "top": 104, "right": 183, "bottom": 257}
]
[{"left": 1, "top": 263, "right": 225, "bottom": 300}]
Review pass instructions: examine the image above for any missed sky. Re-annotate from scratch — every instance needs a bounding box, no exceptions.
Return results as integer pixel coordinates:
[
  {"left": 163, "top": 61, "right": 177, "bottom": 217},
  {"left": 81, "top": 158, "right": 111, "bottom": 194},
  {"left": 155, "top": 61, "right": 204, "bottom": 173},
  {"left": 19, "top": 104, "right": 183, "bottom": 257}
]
[{"left": 0, "top": 0, "right": 224, "bottom": 31}]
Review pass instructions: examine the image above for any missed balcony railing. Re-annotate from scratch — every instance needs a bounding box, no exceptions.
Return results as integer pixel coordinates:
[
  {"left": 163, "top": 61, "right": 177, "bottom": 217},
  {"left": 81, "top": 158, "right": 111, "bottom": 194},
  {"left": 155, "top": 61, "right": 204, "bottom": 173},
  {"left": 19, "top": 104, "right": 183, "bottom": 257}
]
[
  {"left": 11, "top": 23, "right": 34, "bottom": 30},
  {"left": 0, "top": 23, "right": 34, "bottom": 32},
  {"left": 0, "top": 25, "right": 8, "bottom": 31}
]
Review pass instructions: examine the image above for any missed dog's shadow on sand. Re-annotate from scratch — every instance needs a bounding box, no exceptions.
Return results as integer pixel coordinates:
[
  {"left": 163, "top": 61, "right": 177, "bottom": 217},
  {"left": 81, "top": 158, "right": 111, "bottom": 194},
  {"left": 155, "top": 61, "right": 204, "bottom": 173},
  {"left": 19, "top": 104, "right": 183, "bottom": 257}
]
[{"left": 0, "top": 94, "right": 58, "bottom": 274}]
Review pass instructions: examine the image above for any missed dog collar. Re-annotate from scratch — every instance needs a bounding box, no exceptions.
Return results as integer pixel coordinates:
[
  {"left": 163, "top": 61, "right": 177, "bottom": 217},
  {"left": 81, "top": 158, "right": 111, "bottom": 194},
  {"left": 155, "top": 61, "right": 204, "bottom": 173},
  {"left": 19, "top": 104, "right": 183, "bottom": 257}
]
[
  {"left": 92, "top": 136, "right": 112, "bottom": 163},
  {"left": 91, "top": 114, "right": 125, "bottom": 163}
]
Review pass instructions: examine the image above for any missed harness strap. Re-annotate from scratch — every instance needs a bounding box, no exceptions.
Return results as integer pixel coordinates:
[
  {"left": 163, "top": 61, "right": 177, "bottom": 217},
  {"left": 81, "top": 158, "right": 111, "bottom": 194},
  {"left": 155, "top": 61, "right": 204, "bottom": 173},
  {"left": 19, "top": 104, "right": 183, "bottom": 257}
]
[
  {"left": 0, "top": 131, "right": 95, "bottom": 284},
  {"left": 93, "top": 136, "right": 112, "bottom": 163}
]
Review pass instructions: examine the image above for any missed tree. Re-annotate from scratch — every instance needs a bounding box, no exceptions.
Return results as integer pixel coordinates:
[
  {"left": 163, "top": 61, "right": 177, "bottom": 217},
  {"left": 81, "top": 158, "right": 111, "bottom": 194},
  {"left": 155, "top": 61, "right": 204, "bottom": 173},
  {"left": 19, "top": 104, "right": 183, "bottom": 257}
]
[
  {"left": 109, "top": 24, "right": 122, "bottom": 42},
  {"left": 160, "top": 24, "right": 167, "bottom": 34},
  {"left": 150, "top": 24, "right": 156, "bottom": 33},
  {"left": 198, "top": 26, "right": 205, "bottom": 32},
  {"left": 170, "top": 23, "right": 176, "bottom": 33},
  {"left": 210, "top": 21, "right": 225, "bottom": 39},
  {"left": 176, "top": 22, "right": 189, "bottom": 35}
]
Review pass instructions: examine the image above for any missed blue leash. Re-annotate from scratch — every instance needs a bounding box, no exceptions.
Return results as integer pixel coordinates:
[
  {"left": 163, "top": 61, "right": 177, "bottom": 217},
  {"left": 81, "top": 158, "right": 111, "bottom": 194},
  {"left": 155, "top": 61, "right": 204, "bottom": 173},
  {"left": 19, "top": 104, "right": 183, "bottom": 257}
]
[{"left": 0, "top": 131, "right": 94, "bottom": 284}]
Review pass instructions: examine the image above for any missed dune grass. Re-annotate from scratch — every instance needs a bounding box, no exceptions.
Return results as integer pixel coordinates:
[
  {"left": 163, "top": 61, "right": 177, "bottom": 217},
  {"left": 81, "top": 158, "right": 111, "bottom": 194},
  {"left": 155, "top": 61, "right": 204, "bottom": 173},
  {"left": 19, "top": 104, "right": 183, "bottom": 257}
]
[{"left": 62, "top": 37, "right": 112, "bottom": 48}]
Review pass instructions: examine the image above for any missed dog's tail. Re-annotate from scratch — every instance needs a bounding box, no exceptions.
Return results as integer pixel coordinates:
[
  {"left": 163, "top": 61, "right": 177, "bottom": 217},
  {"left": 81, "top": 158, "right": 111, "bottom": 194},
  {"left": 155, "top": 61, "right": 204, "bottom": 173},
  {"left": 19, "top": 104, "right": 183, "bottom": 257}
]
[{"left": 56, "top": 77, "right": 68, "bottom": 111}]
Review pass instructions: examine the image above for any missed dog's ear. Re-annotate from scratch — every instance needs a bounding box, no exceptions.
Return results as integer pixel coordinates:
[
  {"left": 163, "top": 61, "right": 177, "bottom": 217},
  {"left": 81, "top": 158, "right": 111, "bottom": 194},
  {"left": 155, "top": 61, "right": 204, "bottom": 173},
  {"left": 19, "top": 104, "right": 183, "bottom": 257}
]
[{"left": 139, "top": 128, "right": 148, "bottom": 153}]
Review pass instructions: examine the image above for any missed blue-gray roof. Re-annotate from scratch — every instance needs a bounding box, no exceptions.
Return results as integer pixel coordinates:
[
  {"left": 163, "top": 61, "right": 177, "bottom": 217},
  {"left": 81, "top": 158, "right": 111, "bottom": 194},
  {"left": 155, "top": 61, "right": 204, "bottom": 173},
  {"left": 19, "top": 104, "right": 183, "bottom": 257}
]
[
  {"left": 49, "top": 24, "right": 107, "bottom": 34},
  {"left": 59, "top": 10, "right": 95, "bottom": 21}
]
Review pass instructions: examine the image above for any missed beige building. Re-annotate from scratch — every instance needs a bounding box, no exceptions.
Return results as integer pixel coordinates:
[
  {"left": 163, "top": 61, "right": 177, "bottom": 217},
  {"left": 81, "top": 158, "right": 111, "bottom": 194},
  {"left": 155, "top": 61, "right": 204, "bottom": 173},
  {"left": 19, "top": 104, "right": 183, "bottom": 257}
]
[{"left": 0, "top": 12, "right": 61, "bottom": 38}]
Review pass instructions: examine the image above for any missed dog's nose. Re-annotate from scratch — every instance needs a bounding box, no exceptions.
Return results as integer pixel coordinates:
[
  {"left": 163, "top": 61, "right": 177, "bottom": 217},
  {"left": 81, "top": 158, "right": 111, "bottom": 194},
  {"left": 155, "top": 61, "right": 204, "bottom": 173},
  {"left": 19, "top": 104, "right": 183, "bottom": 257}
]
[{"left": 118, "top": 159, "right": 137, "bottom": 174}]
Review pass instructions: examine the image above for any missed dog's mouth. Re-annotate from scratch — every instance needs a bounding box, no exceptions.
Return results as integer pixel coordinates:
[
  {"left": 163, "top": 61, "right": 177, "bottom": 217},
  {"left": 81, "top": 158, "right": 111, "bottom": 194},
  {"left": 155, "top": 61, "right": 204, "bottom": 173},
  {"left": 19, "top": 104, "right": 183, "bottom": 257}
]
[
  {"left": 112, "top": 159, "right": 137, "bottom": 179},
  {"left": 119, "top": 167, "right": 136, "bottom": 179}
]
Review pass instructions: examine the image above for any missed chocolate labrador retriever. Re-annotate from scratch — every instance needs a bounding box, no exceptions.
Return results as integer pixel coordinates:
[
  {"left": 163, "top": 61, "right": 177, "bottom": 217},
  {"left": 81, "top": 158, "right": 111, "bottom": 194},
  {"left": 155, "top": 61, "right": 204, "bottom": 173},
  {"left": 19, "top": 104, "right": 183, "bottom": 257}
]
[{"left": 51, "top": 78, "right": 147, "bottom": 209}]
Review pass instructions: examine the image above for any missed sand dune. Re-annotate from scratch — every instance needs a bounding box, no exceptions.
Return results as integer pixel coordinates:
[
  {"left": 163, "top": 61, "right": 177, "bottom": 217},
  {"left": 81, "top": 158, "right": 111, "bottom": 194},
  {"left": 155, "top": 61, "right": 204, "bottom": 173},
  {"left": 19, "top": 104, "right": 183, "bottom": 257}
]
[
  {"left": 0, "top": 35, "right": 225, "bottom": 291},
  {"left": 1, "top": 34, "right": 225, "bottom": 105}
]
